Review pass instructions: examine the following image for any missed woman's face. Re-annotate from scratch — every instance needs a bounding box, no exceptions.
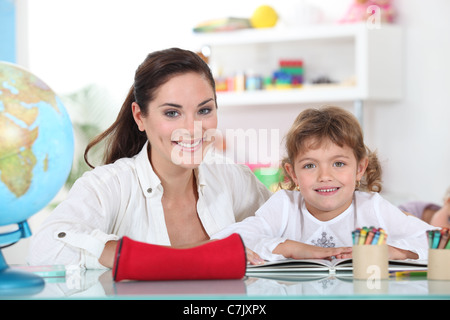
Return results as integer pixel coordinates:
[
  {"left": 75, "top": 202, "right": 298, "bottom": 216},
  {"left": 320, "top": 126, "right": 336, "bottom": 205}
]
[{"left": 132, "top": 72, "right": 218, "bottom": 170}]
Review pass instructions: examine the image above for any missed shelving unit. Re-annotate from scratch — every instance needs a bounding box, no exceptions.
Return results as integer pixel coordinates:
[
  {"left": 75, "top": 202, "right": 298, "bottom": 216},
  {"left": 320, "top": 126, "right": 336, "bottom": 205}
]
[{"left": 193, "top": 23, "right": 402, "bottom": 124}]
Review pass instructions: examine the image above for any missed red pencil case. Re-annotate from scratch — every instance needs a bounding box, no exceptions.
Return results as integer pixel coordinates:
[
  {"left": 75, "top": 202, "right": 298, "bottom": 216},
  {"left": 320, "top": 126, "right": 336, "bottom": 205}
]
[{"left": 113, "top": 233, "right": 247, "bottom": 281}]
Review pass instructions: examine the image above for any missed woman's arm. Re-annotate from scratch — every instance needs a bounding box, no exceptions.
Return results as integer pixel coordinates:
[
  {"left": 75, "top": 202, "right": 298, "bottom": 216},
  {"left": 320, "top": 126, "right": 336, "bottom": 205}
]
[
  {"left": 99, "top": 240, "right": 119, "bottom": 268},
  {"left": 28, "top": 168, "right": 121, "bottom": 269}
]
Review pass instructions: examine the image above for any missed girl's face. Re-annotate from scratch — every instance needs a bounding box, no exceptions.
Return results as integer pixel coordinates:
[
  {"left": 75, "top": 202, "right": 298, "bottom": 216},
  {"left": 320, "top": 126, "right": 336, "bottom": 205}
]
[
  {"left": 285, "top": 138, "right": 368, "bottom": 221},
  {"left": 132, "top": 72, "right": 218, "bottom": 171}
]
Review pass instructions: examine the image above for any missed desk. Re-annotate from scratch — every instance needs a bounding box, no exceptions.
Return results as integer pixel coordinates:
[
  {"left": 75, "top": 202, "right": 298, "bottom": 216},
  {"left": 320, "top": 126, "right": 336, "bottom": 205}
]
[{"left": 5, "top": 268, "right": 450, "bottom": 300}]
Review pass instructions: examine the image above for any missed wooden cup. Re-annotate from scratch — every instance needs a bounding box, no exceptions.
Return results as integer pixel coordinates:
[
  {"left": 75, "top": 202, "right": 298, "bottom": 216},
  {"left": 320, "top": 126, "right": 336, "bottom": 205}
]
[
  {"left": 428, "top": 249, "right": 450, "bottom": 280},
  {"left": 353, "top": 244, "right": 389, "bottom": 280}
]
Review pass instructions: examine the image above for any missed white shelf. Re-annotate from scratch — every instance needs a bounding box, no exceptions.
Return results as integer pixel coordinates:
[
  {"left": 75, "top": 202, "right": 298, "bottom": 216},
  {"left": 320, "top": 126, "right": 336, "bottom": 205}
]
[
  {"left": 216, "top": 85, "right": 361, "bottom": 107},
  {"left": 194, "top": 23, "right": 402, "bottom": 108},
  {"left": 194, "top": 23, "right": 370, "bottom": 46}
]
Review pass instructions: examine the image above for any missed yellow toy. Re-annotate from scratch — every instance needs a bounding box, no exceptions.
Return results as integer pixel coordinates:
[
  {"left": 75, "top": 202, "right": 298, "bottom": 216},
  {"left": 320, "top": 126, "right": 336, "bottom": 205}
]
[{"left": 250, "top": 5, "right": 278, "bottom": 28}]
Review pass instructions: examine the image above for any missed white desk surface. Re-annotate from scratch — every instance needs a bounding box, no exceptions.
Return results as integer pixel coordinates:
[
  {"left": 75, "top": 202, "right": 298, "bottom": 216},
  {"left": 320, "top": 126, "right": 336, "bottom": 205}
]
[{"left": 4, "top": 268, "right": 450, "bottom": 300}]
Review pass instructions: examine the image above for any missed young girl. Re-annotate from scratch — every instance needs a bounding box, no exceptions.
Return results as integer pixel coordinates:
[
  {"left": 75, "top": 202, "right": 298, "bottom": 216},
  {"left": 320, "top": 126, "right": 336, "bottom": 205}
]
[{"left": 212, "top": 106, "right": 433, "bottom": 263}]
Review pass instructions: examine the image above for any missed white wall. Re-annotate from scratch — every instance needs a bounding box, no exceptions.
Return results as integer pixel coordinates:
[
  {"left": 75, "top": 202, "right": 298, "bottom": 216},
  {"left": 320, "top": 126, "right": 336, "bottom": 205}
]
[
  {"left": 4, "top": 0, "right": 450, "bottom": 264},
  {"left": 365, "top": 0, "right": 450, "bottom": 203}
]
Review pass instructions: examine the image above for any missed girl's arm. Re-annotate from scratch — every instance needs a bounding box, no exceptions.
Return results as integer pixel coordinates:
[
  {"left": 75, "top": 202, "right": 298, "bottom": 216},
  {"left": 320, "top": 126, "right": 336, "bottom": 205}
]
[
  {"left": 211, "top": 190, "right": 293, "bottom": 261},
  {"left": 371, "top": 192, "right": 433, "bottom": 260},
  {"left": 273, "top": 240, "right": 352, "bottom": 260},
  {"left": 388, "top": 246, "right": 418, "bottom": 260},
  {"left": 272, "top": 240, "right": 417, "bottom": 261}
]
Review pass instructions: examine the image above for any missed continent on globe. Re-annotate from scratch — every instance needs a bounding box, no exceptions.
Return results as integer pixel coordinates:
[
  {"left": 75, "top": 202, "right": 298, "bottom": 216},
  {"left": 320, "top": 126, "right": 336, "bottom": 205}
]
[
  {"left": 0, "top": 61, "right": 74, "bottom": 226},
  {"left": 0, "top": 65, "right": 56, "bottom": 197},
  {"left": 0, "top": 111, "right": 39, "bottom": 197}
]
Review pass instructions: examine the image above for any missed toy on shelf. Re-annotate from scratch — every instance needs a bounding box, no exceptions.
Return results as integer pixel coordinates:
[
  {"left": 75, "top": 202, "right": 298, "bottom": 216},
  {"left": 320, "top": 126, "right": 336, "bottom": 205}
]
[
  {"left": 250, "top": 5, "right": 279, "bottom": 29},
  {"left": 340, "top": 0, "right": 395, "bottom": 24},
  {"left": 340, "top": 0, "right": 370, "bottom": 23},
  {"left": 371, "top": 0, "right": 395, "bottom": 23},
  {"left": 193, "top": 5, "right": 279, "bottom": 33},
  {"left": 214, "top": 59, "right": 304, "bottom": 93},
  {"left": 193, "top": 17, "right": 251, "bottom": 33},
  {"left": 215, "top": 72, "right": 258, "bottom": 92},
  {"left": 269, "top": 60, "right": 304, "bottom": 90}
]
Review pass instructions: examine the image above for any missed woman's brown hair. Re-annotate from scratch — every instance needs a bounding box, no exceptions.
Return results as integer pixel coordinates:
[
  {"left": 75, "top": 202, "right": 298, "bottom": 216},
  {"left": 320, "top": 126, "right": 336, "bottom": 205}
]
[
  {"left": 84, "top": 48, "right": 216, "bottom": 168},
  {"left": 281, "top": 106, "right": 382, "bottom": 192}
]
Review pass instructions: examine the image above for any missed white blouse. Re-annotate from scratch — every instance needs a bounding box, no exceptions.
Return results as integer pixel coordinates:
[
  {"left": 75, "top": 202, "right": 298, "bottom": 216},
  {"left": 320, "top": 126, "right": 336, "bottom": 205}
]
[
  {"left": 212, "top": 190, "right": 433, "bottom": 261},
  {"left": 28, "top": 142, "right": 272, "bottom": 269}
]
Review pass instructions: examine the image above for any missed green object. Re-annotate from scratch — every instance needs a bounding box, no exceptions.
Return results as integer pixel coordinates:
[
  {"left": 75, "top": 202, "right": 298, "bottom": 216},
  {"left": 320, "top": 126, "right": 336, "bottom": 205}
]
[
  {"left": 280, "top": 67, "right": 304, "bottom": 75},
  {"left": 253, "top": 167, "right": 283, "bottom": 189}
]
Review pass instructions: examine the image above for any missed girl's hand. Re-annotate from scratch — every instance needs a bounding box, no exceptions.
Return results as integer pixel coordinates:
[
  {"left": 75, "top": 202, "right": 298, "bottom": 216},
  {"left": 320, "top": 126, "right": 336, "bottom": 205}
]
[
  {"left": 273, "top": 240, "right": 352, "bottom": 260},
  {"left": 309, "top": 245, "right": 353, "bottom": 260},
  {"left": 246, "top": 248, "right": 265, "bottom": 265},
  {"left": 333, "top": 247, "right": 353, "bottom": 259},
  {"left": 388, "top": 245, "right": 418, "bottom": 260}
]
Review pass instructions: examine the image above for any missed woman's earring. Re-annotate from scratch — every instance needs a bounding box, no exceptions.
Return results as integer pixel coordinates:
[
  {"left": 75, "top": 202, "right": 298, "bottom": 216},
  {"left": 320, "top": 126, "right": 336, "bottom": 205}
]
[
  {"left": 295, "top": 185, "right": 300, "bottom": 191},
  {"left": 355, "top": 180, "right": 361, "bottom": 189}
]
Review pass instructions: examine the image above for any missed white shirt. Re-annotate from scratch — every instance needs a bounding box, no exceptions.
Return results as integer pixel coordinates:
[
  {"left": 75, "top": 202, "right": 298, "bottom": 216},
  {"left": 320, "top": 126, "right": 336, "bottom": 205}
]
[
  {"left": 28, "top": 142, "right": 272, "bottom": 269},
  {"left": 212, "top": 190, "right": 433, "bottom": 261}
]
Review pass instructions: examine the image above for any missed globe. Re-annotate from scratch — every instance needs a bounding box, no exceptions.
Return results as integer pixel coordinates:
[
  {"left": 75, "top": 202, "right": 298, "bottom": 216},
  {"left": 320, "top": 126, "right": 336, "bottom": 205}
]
[
  {"left": 0, "top": 61, "right": 74, "bottom": 227},
  {"left": 0, "top": 61, "right": 74, "bottom": 294}
]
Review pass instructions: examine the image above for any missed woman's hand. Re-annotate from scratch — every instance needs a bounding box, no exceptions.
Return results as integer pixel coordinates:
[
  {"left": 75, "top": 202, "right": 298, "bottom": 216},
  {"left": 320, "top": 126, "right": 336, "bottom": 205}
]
[
  {"left": 99, "top": 240, "right": 119, "bottom": 268},
  {"left": 246, "top": 248, "right": 265, "bottom": 265}
]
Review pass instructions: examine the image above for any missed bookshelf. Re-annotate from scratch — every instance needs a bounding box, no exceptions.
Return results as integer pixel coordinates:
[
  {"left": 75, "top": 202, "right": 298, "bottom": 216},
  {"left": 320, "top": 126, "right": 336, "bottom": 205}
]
[{"left": 193, "top": 23, "right": 402, "bottom": 124}]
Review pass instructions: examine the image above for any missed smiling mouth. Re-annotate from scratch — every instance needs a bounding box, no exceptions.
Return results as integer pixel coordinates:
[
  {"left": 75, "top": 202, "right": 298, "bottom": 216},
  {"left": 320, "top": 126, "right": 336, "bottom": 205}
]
[
  {"left": 172, "top": 139, "right": 203, "bottom": 151},
  {"left": 315, "top": 187, "right": 340, "bottom": 194}
]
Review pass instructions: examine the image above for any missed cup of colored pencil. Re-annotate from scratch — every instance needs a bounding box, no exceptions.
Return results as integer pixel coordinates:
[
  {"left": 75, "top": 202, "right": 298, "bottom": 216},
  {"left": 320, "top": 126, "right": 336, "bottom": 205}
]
[
  {"left": 352, "top": 226, "right": 389, "bottom": 280},
  {"left": 427, "top": 228, "right": 450, "bottom": 280},
  {"left": 352, "top": 227, "right": 387, "bottom": 245}
]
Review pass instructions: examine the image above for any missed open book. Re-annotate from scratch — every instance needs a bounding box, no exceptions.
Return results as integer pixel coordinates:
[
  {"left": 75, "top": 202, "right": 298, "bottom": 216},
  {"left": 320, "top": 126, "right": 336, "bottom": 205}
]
[{"left": 246, "top": 258, "right": 428, "bottom": 278}]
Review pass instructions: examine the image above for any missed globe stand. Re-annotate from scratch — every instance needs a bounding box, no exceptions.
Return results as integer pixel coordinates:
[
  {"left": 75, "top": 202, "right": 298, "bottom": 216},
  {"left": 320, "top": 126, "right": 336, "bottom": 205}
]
[{"left": 0, "top": 221, "right": 45, "bottom": 296}]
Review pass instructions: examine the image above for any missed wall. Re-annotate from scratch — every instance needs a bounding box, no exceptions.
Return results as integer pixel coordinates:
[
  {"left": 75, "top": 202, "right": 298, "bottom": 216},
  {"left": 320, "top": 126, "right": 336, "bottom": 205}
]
[
  {"left": 3, "top": 0, "right": 450, "bottom": 264},
  {"left": 365, "top": 0, "right": 450, "bottom": 203}
]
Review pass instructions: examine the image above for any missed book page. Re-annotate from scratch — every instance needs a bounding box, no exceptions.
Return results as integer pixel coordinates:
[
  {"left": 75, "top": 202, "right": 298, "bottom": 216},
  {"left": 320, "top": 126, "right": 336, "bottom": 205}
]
[
  {"left": 247, "top": 258, "right": 427, "bottom": 271},
  {"left": 247, "top": 258, "right": 351, "bottom": 269}
]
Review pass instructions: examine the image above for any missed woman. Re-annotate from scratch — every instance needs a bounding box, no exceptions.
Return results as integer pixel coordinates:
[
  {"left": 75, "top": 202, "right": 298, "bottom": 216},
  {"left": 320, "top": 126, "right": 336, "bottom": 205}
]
[{"left": 28, "top": 48, "right": 271, "bottom": 269}]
